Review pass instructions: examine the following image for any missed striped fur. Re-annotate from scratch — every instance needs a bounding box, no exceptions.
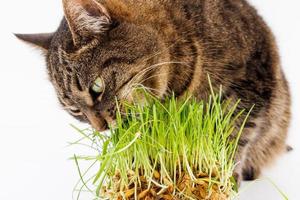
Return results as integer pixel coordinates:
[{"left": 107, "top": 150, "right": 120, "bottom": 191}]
[{"left": 17, "top": 0, "right": 291, "bottom": 183}]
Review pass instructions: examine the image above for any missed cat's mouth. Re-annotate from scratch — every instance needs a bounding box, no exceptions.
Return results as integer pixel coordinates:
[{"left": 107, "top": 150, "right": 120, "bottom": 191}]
[
  {"left": 84, "top": 108, "right": 117, "bottom": 131},
  {"left": 85, "top": 110, "right": 107, "bottom": 131}
]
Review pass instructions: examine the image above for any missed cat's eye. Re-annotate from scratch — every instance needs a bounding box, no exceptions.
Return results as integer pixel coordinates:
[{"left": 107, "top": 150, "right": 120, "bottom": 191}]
[{"left": 92, "top": 77, "right": 105, "bottom": 93}]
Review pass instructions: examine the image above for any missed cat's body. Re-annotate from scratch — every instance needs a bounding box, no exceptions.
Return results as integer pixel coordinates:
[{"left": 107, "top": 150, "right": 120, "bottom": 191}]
[{"left": 16, "top": 0, "right": 290, "bottom": 183}]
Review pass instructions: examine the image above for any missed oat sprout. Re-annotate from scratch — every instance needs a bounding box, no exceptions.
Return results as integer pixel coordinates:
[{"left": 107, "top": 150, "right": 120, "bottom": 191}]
[{"left": 72, "top": 86, "right": 252, "bottom": 200}]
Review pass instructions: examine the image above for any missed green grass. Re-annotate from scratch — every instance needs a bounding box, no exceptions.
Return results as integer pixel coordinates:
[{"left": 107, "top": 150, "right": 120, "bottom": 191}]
[{"left": 72, "top": 88, "right": 251, "bottom": 200}]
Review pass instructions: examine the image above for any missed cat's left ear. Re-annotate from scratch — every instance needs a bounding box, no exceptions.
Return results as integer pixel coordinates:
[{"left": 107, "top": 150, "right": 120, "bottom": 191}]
[
  {"left": 14, "top": 33, "right": 54, "bottom": 52},
  {"left": 62, "top": 0, "right": 112, "bottom": 46}
]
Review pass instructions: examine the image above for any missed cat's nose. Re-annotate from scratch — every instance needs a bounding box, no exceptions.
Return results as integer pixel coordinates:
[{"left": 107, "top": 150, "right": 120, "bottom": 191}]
[{"left": 84, "top": 109, "right": 108, "bottom": 131}]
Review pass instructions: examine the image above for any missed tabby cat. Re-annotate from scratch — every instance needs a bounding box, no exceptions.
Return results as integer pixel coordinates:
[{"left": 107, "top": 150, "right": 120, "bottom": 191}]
[{"left": 16, "top": 0, "right": 291, "bottom": 183}]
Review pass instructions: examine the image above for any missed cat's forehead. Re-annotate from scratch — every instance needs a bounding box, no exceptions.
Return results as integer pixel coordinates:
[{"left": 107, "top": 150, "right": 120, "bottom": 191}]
[{"left": 46, "top": 16, "right": 161, "bottom": 86}]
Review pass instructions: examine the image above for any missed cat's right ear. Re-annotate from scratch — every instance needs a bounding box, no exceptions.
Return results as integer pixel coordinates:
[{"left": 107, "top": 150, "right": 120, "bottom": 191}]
[
  {"left": 14, "top": 33, "right": 54, "bottom": 52},
  {"left": 62, "top": 0, "right": 112, "bottom": 46}
]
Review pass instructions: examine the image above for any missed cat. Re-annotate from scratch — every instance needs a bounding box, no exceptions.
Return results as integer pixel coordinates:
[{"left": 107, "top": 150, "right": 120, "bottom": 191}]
[{"left": 16, "top": 0, "right": 291, "bottom": 184}]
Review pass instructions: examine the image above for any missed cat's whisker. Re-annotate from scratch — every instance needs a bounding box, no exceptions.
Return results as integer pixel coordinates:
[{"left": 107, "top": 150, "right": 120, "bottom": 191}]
[
  {"left": 131, "top": 83, "right": 163, "bottom": 94},
  {"left": 130, "top": 61, "right": 191, "bottom": 85},
  {"left": 118, "top": 61, "right": 196, "bottom": 101},
  {"left": 137, "top": 38, "right": 183, "bottom": 65},
  {"left": 140, "top": 62, "right": 196, "bottom": 83},
  {"left": 128, "top": 61, "right": 196, "bottom": 93}
]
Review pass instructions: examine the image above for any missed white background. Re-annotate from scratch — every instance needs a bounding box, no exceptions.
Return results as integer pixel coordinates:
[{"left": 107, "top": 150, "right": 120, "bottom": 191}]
[{"left": 0, "top": 1, "right": 299, "bottom": 200}]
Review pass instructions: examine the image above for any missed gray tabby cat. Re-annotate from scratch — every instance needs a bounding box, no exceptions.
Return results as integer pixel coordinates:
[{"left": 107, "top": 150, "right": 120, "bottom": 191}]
[{"left": 16, "top": 0, "right": 291, "bottom": 183}]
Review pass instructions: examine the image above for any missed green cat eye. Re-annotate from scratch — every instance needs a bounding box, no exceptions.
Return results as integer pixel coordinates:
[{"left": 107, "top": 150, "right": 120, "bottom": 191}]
[{"left": 92, "top": 77, "right": 104, "bottom": 93}]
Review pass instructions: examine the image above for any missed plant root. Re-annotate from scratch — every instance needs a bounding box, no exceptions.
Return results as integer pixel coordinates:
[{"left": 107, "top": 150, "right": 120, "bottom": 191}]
[{"left": 102, "top": 170, "right": 230, "bottom": 200}]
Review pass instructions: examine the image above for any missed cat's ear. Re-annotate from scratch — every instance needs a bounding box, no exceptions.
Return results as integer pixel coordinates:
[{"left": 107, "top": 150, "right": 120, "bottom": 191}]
[
  {"left": 14, "top": 33, "right": 54, "bottom": 51},
  {"left": 62, "top": 0, "right": 112, "bottom": 46}
]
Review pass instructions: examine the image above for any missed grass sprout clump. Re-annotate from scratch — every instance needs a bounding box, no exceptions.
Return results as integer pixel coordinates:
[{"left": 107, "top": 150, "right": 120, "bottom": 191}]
[{"left": 73, "top": 89, "right": 250, "bottom": 200}]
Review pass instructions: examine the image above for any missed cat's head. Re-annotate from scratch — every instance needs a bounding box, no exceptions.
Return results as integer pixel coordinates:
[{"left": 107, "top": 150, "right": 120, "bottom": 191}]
[{"left": 16, "top": 0, "right": 169, "bottom": 131}]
